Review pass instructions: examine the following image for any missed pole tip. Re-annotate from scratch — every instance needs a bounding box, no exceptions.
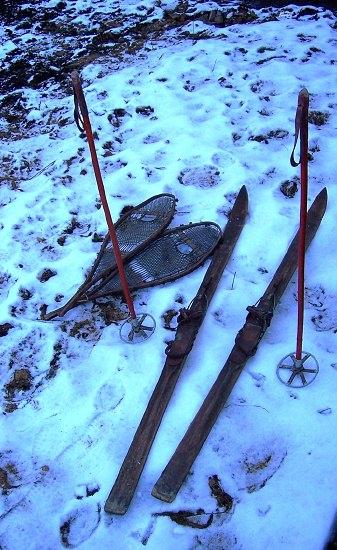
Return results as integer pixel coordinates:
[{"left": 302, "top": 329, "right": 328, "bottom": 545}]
[
  {"left": 70, "top": 70, "right": 80, "bottom": 85},
  {"left": 298, "top": 88, "right": 309, "bottom": 107}
]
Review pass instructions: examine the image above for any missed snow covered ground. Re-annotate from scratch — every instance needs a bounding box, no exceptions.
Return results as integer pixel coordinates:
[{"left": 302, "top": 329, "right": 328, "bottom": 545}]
[{"left": 1, "top": 2, "right": 337, "bottom": 549}]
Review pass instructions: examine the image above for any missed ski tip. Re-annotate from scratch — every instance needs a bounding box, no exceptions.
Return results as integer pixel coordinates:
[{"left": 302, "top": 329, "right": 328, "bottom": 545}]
[
  {"left": 232, "top": 185, "right": 248, "bottom": 219},
  {"left": 238, "top": 184, "right": 248, "bottom": 201},
  {"left": 312, "top": 187, "right": 328, "bottom": 214},
  {"left": 318, "top": 186, "right": 328, "bottom": 204},
  {"left": 224, "top": 185, "right": 248, "bottom": 232},
  {"left": 151, "top": 483, "right": 176, "bottom": 503}
]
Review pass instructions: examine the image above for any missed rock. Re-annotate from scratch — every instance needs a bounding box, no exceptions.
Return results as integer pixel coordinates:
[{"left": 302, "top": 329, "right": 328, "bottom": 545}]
[
  {"left": 0, "top": 323, "right": 14, "bottom": 337},
  {"left": 136, "top": 105, "right": 154, "bottom": 116},
  {"left": 5, "top": 368, "right": 33, "bottom": 399},
  {"left": 280, "top": 178, "right": 298, "bottom": 198},
  {"left": 38, "top": 268, "right": 57, "bottom": 282}
]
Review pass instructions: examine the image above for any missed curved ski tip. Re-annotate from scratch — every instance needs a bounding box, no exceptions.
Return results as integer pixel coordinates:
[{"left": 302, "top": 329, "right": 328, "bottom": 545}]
[
  {"left": 319, "top": 186, "right": 328, "bottom": 202},
  {"left": 315, "top": 187, "right": 328, "bottom": 212},
  {"left": 240, "top": 184, "right": 248, "bottom": 201},
  {"left": 236, "top": 185, "right": 249, "bottom": 214}
]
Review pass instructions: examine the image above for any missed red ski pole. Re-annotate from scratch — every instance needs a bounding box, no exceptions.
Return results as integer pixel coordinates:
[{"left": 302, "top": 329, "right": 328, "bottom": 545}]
[
  {"left": 294, "top": 88, "right": 309, "bottom": 360},
  {"left": 276, "top": 88, "right": 319, "bottom": 387},
  {"left": 70, "top": 71, "right": 155, "bottom": 342}
]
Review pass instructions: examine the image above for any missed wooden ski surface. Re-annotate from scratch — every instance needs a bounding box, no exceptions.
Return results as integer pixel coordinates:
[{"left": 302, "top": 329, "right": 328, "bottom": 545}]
[
  {"left": 104, "top": 185, "right": 248, "bottom": 514},
  {"left": 152, "top": 187, "right": 327, "bottom": 503}
]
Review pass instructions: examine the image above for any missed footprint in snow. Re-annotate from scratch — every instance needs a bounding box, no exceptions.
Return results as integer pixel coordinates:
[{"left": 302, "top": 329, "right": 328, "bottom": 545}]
[
  {"left": 94, "top": 381, "right": 125, "bottom": 414},
  {"left": 232, "top": 438, "right": 287, "bottom": 493},
  {"left": 178, "top": 166, "right": 220, "bottom": 188},
  {"left": 74, "top": 481, "right": 100, "bottom": 500},
  {"left": 192, "top": 530, "right": 239, "bottom": 549},
  {"left": 60, "top": 502, "right": 101, "bottom": 548}
]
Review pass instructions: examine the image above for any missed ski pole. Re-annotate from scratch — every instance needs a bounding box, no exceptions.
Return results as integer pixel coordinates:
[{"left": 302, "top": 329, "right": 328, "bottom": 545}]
[
  {"left": 71, "top": 70, "right": 136, "bottom": 319},
  {"left": 291, "top": 88, "right": 309, "bottom": 360},
  {"left": 276, "top": 88, "right": 319, "bottom": 387},
  {"left": 70, "top": 71, "right": 155, "bottom": 342}
]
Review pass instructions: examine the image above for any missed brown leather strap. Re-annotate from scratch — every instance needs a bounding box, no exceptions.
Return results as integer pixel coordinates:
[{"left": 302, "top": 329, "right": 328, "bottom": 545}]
[
  {"left": 73, "top": 93, "right": 84, "bottom": 132},
  {"left": 72, "top": 70, "right": 87, "bottom": 132},
  {"left": 290, "top": 103, "right": 302, "bottom": 167},
  {"left": 290, "top": 88, "right": 309, "bottom": 167}
]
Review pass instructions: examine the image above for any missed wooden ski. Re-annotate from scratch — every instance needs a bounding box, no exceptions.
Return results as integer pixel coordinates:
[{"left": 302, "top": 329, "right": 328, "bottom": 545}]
[{"left": 104, "top": 185, "right": 248, "bottom": 514}]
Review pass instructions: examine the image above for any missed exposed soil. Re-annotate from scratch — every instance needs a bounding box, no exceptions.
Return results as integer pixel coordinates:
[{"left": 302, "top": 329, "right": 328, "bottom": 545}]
[
  {"left": 1, "top": 1, "right": 335, "bottom": 143},
  {"left": 5, "top": 368, "right": 32, "bottom": 399}
]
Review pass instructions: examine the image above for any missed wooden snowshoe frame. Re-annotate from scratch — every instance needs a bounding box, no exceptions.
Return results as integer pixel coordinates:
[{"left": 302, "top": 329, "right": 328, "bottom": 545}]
[
  {"left": 43, "top": 193, "right": 176, "bottom": 320},
  {"left": 43, "top": 193, "right": 222, "bottom": 321},
  {"left": 79, "top": 221, "right": 222, "bottom": 301}
]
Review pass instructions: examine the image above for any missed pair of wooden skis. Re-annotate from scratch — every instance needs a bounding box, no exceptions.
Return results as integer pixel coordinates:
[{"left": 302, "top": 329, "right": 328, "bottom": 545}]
[
  {"left": 104, "top": 89, "right": 327, "bottom": 514},
  {"left": 105, "top": 183, "right": 327, "bottom": 513}
]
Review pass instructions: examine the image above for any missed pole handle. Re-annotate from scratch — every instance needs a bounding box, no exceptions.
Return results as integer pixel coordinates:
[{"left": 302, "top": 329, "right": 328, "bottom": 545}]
[{"left": 290, "top": 88, "right": 309, "bottom": 167}]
